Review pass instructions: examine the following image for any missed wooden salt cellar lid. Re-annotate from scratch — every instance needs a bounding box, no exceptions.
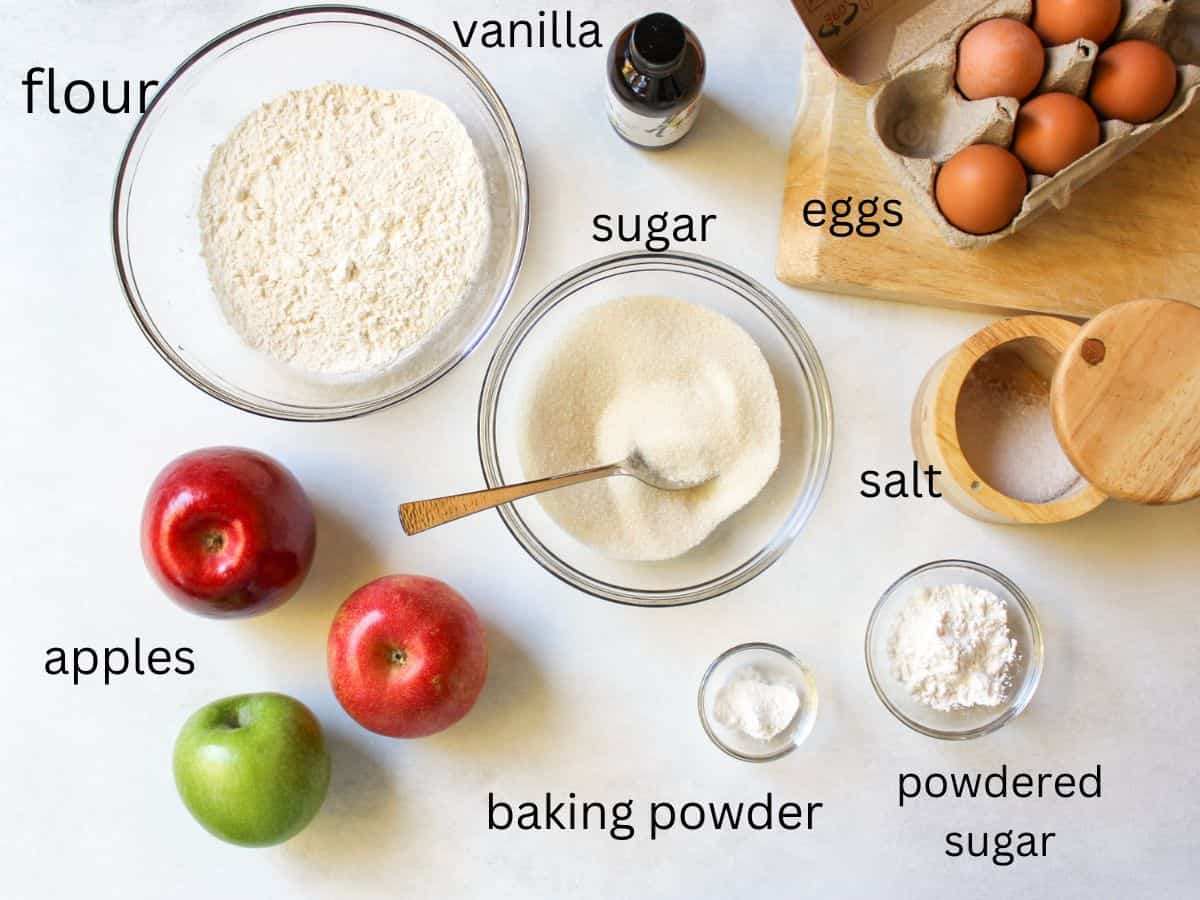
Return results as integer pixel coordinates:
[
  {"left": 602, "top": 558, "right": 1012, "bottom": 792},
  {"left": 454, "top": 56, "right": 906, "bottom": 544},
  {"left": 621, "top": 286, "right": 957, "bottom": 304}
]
[{"left": 1050, "top": 299, "right": 1200, "bottom": 505}]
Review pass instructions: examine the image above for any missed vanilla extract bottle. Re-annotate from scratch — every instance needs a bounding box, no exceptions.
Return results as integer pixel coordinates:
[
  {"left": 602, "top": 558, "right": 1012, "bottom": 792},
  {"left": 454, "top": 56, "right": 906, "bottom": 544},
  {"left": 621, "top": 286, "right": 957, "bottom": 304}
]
[{"left": 606, "top": 12, "right": 706, "bottom": 150}]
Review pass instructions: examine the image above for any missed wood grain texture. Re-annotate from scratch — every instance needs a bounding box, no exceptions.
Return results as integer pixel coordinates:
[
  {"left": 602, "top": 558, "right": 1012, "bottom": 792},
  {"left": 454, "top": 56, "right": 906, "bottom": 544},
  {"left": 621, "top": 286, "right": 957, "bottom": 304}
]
[
  {"left": 1051, "top": 298, "right": 1200, "bottom": 504},
  {"left": 777, "top": 48, "right": 1200, "bottom": 316},
  {"left": 399, "top": 464, "right": 622, "bottom": 535},
  {"left": 912, "top": 315, "right": 1108, "bottom": 524}
]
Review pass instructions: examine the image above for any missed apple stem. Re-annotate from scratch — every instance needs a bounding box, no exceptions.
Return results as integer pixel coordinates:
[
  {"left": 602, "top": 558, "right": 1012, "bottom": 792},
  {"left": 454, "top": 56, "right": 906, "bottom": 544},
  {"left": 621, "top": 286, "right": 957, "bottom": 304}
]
[
  {"left": 218, "top": 709, "right": 242, "bottom": 730},
  {"left": 390, "top": 648, "right": 407, "bottom": 666},
  {"left": 202, "top": 531, "right": 225, "bottom": 553}
]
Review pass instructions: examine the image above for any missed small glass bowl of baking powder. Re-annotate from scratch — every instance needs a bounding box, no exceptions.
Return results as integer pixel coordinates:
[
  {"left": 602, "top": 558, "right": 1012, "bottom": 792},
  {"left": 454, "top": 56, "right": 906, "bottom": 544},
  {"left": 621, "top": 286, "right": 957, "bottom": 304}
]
[
  {"left": 478, "top": 251, "right": 834, "bottom": 606},
  {"left": 865, "top": 560, "right": 1044, "bottom": 740},
  {"left": 113, "top": 8, "right": 528, "bottom": 420},
  {"left": 698, "top": 643, "right": 819, "bottom": 762}
]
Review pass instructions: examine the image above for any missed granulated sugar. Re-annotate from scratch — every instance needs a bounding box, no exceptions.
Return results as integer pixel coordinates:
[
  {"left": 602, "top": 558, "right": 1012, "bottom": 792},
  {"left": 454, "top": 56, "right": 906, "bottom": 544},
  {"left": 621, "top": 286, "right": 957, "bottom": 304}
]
[
  {"left": 199, "top": 84, "right": 489, "bottom": 376},
  {"left": 519, "top": 295, "right": 781, "bottom": 561},
  {"left": 956, "top": 348, "right": 1082, "bottom": 503},
  {"left": 597, "top": 377, "right": 740, "bottom": 487}
]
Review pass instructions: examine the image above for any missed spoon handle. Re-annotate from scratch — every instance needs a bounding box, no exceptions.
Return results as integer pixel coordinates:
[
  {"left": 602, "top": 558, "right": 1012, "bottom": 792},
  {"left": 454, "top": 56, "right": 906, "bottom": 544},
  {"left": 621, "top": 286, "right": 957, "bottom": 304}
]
[{"left": 399, "top": 463, "right": 623, "bottom": 535}]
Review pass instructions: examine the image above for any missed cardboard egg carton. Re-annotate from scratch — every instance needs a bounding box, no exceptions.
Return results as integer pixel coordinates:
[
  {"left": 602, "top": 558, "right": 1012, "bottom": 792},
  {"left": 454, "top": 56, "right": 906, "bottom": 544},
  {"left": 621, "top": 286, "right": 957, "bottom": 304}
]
[{"left": 791, "top": 0, "right": 1200, "bottom": 248}]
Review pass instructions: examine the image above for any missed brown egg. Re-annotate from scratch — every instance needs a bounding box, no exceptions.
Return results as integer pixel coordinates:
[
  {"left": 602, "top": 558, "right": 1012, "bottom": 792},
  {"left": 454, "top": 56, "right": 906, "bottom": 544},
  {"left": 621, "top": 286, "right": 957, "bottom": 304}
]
[
  {"left": 935, "top": 144, "right": 1029, "bottom": 235},
  {"left": 1089, "top": 41, "right": 1179, "bottom": 123},
  {"left": 1013, "top": 92, "right": 1101, "bottom": 175},
  {"left": 956, "top": 18, "right": 1046, "bottom": 100},
  {"left": 1032, "top": 0, "right": 1120, "bottom": 46}
]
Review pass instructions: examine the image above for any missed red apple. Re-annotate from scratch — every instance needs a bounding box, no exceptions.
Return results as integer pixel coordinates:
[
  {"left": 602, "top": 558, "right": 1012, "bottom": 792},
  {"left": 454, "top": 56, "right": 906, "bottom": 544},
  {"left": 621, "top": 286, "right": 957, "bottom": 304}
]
[
  {"left": 141, "top": 447, "right": 316, "bottom": 618},
  {"left": 328, "top": 575, "right": 488, "bottom": 738}
]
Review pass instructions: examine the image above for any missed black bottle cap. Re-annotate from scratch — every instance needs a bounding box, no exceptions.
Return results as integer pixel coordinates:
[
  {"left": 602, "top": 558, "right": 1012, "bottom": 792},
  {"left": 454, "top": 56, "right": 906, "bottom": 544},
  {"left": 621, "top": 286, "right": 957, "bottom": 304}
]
[{"left": 630, "top": 13, "right": 687, "bottom": 75}]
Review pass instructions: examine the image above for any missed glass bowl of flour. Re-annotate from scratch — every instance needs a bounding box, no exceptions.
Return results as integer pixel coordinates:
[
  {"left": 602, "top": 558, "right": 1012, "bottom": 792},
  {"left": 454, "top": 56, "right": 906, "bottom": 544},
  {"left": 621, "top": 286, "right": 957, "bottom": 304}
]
[
  {"left": 865, "top": 560, "right": 1044, "bottom": 740},
  {"left": 478, "top": 252, "right": 834, "bottom": 606},
  {"left": 113, "top": 8, "right": 528, "bottom": 420}
]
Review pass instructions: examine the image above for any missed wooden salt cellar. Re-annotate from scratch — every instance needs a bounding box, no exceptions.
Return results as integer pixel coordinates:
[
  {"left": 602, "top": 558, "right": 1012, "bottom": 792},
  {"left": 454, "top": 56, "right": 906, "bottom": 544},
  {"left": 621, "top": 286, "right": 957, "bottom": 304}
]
[{"left": 913, "top": 299, "right": 1200, "bottom": 524}]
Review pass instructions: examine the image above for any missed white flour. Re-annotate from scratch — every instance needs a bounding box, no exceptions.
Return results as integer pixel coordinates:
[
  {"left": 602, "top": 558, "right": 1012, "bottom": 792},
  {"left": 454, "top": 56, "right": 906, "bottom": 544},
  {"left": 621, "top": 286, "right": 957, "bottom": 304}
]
[
  {"left": 519, "top": 295, "right": 781, "bottom": 561},
  {"left": 713, "top": 668, "right": 801, "bottom": 742},
  {"left": 887, "top": 583, "right": 1018, "bottom": 711},
  {"left": 199, "top": 83, "right": 489, "bottom": 375}
]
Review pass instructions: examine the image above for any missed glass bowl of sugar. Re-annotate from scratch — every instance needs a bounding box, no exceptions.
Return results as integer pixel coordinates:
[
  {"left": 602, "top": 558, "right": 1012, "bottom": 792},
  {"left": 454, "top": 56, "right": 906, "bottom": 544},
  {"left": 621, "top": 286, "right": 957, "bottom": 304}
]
[
  {"left": 698, "top": 643, "right": 819, "bottom": 762},
  {"left": 865, "top": 560, "right": 1044, "bottom": 740},
  {"left": 477, "top": 251, "right": 834, "bottom": 606},
  {"left": 113, "top": 7, "right": 528, "bottom": 420}
]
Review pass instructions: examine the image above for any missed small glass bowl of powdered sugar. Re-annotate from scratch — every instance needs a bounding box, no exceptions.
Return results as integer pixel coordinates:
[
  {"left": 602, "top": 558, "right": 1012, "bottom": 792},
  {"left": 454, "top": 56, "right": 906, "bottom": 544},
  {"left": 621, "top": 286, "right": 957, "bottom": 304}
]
[
  {"left": 865, "top": 560, "right": 1044, "bottom": 740},
  {"left": 698, "top": 644, "right": 818, "bottom": 762}
]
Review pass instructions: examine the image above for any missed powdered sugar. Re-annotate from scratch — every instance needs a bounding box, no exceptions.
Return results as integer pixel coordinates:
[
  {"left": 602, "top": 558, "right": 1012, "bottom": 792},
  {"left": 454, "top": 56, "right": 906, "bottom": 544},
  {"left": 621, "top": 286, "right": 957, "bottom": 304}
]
[
  {"left": 199, "top": 83, "right": 489, "bottom": 376},
  {"left": 887, "top": 583, "right": 1018, "bottom": 711}
]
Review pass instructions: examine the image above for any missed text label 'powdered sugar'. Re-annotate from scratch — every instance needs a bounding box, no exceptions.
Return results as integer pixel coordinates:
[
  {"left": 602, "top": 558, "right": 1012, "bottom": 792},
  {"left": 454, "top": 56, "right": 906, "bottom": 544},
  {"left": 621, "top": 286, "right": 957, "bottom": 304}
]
[{"left": 897, "top": 764, "right": 1103, "bottom": 866}]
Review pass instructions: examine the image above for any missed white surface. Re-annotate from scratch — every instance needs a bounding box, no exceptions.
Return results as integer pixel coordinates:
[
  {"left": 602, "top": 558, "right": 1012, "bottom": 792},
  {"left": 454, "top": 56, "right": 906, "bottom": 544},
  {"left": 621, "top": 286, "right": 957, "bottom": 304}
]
[{"left": 2, "top": 1, "right": 1197, "bottom": 897}]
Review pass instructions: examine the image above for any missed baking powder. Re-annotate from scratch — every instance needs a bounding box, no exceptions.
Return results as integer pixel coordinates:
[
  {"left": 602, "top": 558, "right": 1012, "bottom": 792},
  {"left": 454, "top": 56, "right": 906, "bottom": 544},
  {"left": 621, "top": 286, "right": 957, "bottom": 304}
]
[{"left": 713, "top": 668, "right": 801, "bottom": 742}]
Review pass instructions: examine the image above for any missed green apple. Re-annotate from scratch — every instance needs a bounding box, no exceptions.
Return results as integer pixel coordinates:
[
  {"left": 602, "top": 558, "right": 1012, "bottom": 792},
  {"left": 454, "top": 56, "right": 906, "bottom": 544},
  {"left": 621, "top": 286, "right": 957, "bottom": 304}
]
[{"left": 173, "top": 692, "right": 331, "bottom": 847}]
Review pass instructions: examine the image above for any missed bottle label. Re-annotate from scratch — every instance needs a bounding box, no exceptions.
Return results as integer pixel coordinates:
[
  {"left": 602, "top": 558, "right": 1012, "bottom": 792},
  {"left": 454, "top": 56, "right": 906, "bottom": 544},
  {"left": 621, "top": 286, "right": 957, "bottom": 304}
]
[{"left": 606, "top": 87, "right": 700, "bottom": 148}]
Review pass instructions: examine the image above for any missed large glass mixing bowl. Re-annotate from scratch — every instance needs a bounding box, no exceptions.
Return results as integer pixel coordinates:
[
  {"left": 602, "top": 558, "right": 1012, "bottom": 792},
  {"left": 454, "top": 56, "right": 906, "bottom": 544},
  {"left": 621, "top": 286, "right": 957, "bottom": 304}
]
[
  {"left": 113, "top": 6, "right": 528, "bottom": 420},
  {"left": 478, "top": 252, "right": 834, "bottom": 606}
]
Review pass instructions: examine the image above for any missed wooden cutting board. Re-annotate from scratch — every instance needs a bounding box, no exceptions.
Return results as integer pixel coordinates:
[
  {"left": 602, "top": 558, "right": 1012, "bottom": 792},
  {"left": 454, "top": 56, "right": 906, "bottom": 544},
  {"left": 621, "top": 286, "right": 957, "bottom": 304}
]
[{"left": 776, "top": 48, "right": 1200, "bottom": 317}]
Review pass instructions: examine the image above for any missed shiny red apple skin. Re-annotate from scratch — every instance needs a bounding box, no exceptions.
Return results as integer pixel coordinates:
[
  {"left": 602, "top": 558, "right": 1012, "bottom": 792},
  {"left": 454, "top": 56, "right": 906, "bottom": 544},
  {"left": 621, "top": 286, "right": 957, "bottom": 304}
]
[
  {"left": 141, "top": 447, "right": 316, "bottom": 619},
  {"left": 328, "top": 575, "right": 488, "bottom": 738}
]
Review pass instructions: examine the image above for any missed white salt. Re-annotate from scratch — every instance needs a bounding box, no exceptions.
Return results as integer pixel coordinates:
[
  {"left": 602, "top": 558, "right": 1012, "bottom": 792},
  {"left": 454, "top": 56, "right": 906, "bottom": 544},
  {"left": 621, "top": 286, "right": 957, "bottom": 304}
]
[{"left": 956, "top": 348, "right": 1082, "bottom": 503}]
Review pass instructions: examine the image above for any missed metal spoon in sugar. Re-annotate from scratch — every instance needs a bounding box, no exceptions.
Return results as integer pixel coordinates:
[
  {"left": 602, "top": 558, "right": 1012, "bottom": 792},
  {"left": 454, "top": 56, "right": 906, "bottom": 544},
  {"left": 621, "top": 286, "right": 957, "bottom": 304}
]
[{"left": 398, "top": 447, "right": 714, "bottom": 536}]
